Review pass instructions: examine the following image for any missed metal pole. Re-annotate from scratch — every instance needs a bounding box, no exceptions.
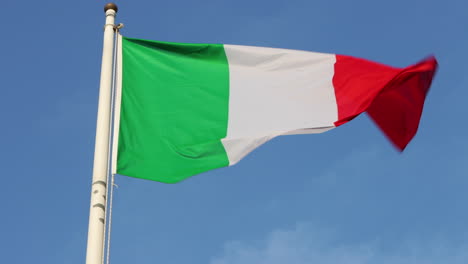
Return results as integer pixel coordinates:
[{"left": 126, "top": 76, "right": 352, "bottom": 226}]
[{"left": 86, "top": 3, "right": 118, "bottom": 264}]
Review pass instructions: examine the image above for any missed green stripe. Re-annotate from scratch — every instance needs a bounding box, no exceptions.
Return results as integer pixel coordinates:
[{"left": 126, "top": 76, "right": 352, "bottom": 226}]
[{"left": 117, "top": 37, "right": 230, "bottom": 183}]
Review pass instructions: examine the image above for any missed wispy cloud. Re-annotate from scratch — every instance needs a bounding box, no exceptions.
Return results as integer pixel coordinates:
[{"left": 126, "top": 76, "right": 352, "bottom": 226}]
[{"left": 210, "top": 223, "right": 468, "bottom": 264}]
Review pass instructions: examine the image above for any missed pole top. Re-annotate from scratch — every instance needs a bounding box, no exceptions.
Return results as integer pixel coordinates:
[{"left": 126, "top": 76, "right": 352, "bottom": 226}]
[{"left": 104, "top": 3, "right": 118, "bottom": 13}]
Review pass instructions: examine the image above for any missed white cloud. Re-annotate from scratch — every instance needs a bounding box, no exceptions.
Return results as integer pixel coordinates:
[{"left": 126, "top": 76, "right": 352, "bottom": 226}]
[{"left": 210, "top": 223, "right": 468, "bottom": 264}]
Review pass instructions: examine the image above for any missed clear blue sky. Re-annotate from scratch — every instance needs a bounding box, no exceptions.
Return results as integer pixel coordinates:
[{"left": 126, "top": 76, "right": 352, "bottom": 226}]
[{"left": 1, "top": 1, "right": 467, "bottom": 263}]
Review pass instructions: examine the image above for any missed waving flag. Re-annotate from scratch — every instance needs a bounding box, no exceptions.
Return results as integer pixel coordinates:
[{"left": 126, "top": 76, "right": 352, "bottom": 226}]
[{"left": 111, "top": 35, "right": 437, "bottom": 183}]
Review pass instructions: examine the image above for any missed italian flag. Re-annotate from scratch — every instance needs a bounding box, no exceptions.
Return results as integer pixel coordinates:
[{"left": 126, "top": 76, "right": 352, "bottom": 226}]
[{"left": 112, "top": 35, "right": 437, "bottom": 183}]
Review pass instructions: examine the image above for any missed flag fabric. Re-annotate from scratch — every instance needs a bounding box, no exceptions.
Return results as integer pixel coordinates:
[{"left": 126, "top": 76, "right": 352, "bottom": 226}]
[{"left": 111, "top": 34, "right": 437, "bottom": 183}]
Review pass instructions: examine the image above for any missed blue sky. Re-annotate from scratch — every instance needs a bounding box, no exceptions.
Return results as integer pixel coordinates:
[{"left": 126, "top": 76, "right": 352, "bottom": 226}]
[{"left": 1, "top": 0, "right": 467, "bottom": 263}]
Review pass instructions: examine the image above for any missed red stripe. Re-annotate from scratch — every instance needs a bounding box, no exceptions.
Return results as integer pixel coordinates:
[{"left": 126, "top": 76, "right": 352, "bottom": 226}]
[{"left": 333, "top": 55, "right": 438, "bottom": 151}]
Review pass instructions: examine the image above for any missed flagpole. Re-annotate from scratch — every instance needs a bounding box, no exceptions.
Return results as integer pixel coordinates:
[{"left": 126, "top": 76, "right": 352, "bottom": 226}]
[{"left": 86, "top": 3, "right": 118, "bottom": 264}]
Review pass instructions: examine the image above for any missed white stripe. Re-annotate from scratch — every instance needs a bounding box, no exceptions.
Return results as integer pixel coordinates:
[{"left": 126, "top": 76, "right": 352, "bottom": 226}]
[
  {"left": 221, "top": 45, "right": 337, "bottom": 165},
  {"left": 111, "top": 34, "right": 123, "bottom": 175}
]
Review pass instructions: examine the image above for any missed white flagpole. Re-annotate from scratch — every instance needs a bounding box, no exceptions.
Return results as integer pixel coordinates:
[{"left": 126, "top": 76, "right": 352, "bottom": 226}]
[{"left": 86, "top": 3, "right": 118, "bottom": 264}]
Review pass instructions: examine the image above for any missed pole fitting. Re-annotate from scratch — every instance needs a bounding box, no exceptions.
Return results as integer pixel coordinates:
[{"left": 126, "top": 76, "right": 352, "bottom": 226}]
[{"left": 113, "top": 23, "right": 124, "bottom": 32}]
